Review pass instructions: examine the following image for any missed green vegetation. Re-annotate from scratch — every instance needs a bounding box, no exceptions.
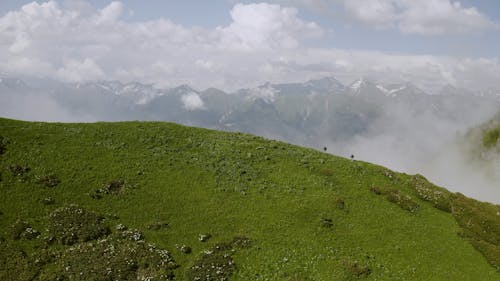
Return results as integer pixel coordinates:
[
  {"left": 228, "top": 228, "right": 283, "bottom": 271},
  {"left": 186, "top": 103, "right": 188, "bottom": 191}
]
[
  {"left": 478, "top": 110, "right": 500, "bottom": 150},
  {"left": 48, "top": 205, "right": 109, "bottom": 245},
  {"left": 408, "top": 174, "right": 500, "bottom": 270},
  {"left": 483, "top": 127, "right": 500, "bottom": 148},
  {"left": 462, "top": 110, "right": 500, "bottom": 158},
  {"left": 0, "top": 118, "right": 499, "bottom": 280},
  {"left": 186, "top": 237, "right": 250, "bottom": 281},
  {"left": 369, "top": 186, "right": 419, "bottom": 213},
  {"left": 0, "top": 135, "right": 7, "bottom": 155}
]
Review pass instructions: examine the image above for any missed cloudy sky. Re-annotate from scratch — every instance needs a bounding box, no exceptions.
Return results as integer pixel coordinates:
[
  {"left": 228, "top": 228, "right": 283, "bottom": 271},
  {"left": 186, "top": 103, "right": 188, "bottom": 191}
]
[{"left": 1, "top": 0, "right": 500, "bottom": 91}]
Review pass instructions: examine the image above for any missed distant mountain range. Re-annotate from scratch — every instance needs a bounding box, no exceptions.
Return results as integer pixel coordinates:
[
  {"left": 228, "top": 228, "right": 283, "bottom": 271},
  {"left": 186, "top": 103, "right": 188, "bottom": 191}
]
[{"left": 1, "top": 75, "right": 499, "bottom": 148}]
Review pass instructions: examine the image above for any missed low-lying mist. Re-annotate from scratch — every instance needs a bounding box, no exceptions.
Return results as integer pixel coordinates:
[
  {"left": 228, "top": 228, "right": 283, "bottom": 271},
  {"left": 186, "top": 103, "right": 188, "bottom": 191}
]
[{"left": 318, "top": 106, "right": 500, "bottom": 203}]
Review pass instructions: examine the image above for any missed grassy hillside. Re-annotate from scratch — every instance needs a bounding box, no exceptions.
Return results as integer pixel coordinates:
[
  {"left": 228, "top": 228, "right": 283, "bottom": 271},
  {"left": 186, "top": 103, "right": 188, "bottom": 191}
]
[{"left": 0, "top": 118, "right": 499, "bottom": 280}]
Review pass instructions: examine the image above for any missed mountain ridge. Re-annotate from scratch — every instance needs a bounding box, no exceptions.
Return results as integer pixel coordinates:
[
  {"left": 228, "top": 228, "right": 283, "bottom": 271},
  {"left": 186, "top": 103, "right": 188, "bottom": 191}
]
[{"left": 3, "top": 75, "right": 500, "bottom": 104}]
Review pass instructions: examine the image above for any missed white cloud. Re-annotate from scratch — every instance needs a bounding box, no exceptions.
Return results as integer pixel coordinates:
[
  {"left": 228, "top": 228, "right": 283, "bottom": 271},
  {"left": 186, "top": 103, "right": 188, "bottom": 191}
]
[
  {"left": 181, "top": 92, "right": 205, "bottom": 111},
  {"left": 96, "top": 1, "right": 123, "bottom": 23},
  {"left": 248, "top": 84, "right": 277, "bottom": 103},
  {"left": 344, "top": 0, "right": 397, "bottom": 28},
  {"left": 56, "top": 58, "right": 105, "bottom": 82},
  {"left": 9, "top": 32, "right": 31, "bottom": 53},
  {"left": 218, "top": 3, "right": 323, "bottom": 50},
  {"left": 195, "top": 59, "right": 215, "bottom": 70},
  {"left": 0, "top": 1, "right": 322, "bottom": 88},
  {"left": 0, "top": 1, "right": 499, "bottom": 92},
  {"left": 344, "top": 0, "right": 498, "bottom": 35}
]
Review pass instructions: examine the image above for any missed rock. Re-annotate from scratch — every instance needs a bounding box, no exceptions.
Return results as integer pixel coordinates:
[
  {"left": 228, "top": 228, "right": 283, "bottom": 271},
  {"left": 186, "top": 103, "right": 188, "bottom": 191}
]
[{"left": 199, "top": 233, "right": 212, "bottom": 242}]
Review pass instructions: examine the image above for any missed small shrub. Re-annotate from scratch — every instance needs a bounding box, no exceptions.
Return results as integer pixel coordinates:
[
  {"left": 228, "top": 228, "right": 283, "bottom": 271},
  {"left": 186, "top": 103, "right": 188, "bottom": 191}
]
[
  {"left": 187, "top": 244, "right": 235, "bottom": 281},
  {"left": 35, "top": 174, "right": 60, "bottom": 187},
  {"left": 48, "top": 205, "right": 109, "bottom": 245},
  {"left": 107, "top": 213, "right": 120, "bottom": 220},
  {"left": 10, "top": 220, "right": 23, "bottom": 239},
  {"left": 11, "top": 219, "right": 39, "bottom": 240},
  {"left": 382, "top": 169, "right": 395, "bottom": 180},
  {"left": 385, "top": 190, "right": 419, "bottom": 213},
  {"left": 42, "top": 197, "right": 55, "bottom": 205},
  {"left": 179, "top": 245, "right": 192, "bottom": 254},
  {"left": 230, "top": 236, "right": 252, "bottom": 249},
  {"left": 120, "top": 229, "right": 144, "bottom": 242},
  {"left": 90, "top": 192, "right": 103, "bottom": 200},
  {"left": 0, "top": 136, "right": 8, "bottom": 155},
  {"left": 187, "top": 236, "right": 252, "bottom": 281},
  {"left": 344, "top": 259, "right": 371, "bottom": 278},
  {"left": 9, "top": 165, "right": 30, "bottom": 177},
  {"left": 369, "top": 186, "right": 382, "bottom": 195},
  {"left": 321, "top": 218, "right": 333, "bottom": 228},
  {"left": 106, "top": 180, "right": 125, "bottom": 194},
  {"left": 147, "top": 221, "right": 169, "bottom": 230},
  {"left": 410, "top": 174, "right": 453, "bottom": 212},
  {"left": 116, "top": 223, "right": 127, "bottom": 231},
  {"left": 8, "top": 219, "right": 23, "bottom": 239},
  {"left": 22, "top": 227, "right": 40, "bottom": 240},
  {"left": 370, "top": 186, "right": 418, "bottom": 213},
  {"left": 91, "top": 180, "right": 133, "bottom": 199},
  {"left": 336, "top": 197, "right": 345, "bottom": 210},
  {"left": 213, "top": 241, "right": 233, "bottom": 252}
]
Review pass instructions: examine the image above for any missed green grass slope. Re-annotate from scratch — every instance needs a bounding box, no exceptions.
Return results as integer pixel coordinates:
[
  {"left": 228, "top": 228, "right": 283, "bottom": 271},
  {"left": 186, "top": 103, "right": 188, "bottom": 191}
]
[{"left": 0, "top": 118, "right": 499, "bottom": 280}]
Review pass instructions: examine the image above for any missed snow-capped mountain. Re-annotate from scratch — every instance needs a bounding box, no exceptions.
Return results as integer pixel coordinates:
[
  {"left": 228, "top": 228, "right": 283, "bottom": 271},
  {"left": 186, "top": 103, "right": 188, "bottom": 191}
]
[
  {"left": 1, "top": 75, "right": 499, "bottom": 147},
  {"left": 348, "top": 77, "right": 386, "bottom": 96},
  {"left": 347, "top": 77, "right": 429, "bottom": 99},
  {"left": 303, "top": 76, "right": 346, "bottom": 93},
  {"left": 74, "top": 81, "right": 162, "bottom": 105},
  {"left": 379, "top": 83, "right": 425, "bottom": 97}
]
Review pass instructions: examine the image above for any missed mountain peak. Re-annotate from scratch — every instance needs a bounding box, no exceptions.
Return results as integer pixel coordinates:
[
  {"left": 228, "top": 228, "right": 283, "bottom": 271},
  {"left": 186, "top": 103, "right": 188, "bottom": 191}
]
[
  {"left": 304, "top": 76, "right": 345, "bottom": 92},
  {"left": 349, "top": 77, "right": 374, "bottom": 89},
  {"left": 348, "top": 77, "right": 381, "bottom": 95},
  {"left": 172, "top": 84, "right": 197, "bottom": 94}
]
